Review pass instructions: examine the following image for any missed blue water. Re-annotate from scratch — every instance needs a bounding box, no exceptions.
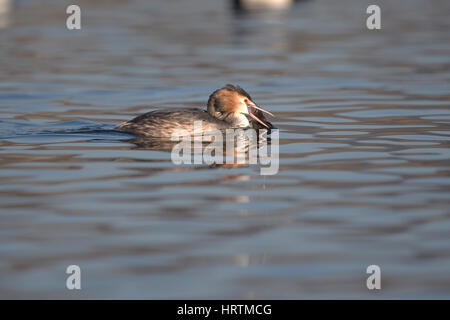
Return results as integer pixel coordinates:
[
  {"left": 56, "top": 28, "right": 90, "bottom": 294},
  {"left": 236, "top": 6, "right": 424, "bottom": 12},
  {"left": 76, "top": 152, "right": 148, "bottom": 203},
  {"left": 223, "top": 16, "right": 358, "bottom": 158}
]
[{"left": 0, "top": 0, "right": 450, "bottom": 299}]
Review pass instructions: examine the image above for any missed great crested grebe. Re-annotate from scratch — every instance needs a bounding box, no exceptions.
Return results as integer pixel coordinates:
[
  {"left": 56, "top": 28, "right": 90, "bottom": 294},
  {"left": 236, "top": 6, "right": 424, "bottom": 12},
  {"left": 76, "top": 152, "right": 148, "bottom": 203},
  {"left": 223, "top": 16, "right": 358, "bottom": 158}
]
[{"left": 116, "top": 84, "right": 274, "bottom": 138}]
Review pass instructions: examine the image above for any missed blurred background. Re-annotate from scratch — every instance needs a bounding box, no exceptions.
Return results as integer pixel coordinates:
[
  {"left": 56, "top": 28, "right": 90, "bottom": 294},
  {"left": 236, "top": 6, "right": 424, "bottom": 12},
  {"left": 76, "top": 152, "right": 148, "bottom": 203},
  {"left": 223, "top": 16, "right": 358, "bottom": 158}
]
[{"left": 0, "top": 0, "right": 449, "bottom": 298}]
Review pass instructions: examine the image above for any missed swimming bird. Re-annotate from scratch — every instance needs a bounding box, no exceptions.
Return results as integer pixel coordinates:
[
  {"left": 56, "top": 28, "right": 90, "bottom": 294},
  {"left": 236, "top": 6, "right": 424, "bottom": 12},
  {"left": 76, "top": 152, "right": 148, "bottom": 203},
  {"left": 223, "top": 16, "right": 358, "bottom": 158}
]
[
  {"left": 233, "top": 0, "right": 294, "bottom": 11},
  {"left": 116, "top": 84, "right": 274, "bottom": 138}
]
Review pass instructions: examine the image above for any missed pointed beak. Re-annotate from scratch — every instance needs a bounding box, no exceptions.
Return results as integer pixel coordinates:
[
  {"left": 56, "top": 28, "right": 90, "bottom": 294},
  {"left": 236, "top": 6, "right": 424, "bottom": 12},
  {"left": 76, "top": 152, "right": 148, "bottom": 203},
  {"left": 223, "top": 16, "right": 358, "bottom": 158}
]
[
  {"left": 247, "top": 110, "right": 269, "bottom": 128},
  {"left": 247, "top": 104, "right": 274, "bottom": 117},
  {"left": 245, "top": 103, "right": 274, "bottom": 128}
]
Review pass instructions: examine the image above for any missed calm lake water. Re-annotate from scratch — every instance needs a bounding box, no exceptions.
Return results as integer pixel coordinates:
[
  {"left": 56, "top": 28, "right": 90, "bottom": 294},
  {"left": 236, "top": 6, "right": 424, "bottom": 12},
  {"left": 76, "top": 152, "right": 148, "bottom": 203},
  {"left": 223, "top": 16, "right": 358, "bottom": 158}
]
[{"left": 0, "top": 0, "right": 449, "bottom": 299}]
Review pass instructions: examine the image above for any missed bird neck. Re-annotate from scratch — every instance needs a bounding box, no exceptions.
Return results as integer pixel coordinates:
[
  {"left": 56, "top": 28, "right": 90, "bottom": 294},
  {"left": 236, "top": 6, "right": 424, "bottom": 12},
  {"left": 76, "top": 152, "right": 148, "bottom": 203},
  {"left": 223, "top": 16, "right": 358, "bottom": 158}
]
[{"left": 222, "top": 112, "right": 250, "bottom": 128}]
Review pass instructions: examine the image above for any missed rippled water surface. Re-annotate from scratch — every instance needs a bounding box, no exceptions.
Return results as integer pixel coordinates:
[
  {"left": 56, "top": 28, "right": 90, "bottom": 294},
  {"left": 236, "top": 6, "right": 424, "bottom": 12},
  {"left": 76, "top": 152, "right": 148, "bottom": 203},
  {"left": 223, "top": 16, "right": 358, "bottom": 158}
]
[{"left": 1, "top": 0, "right": 450, "bottom": 298}]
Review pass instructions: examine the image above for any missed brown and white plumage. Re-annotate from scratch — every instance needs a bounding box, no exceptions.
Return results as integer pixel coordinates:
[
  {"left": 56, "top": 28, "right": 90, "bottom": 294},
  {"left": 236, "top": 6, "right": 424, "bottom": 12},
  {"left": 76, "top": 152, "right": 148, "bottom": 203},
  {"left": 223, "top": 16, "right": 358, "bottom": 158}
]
[{"left": 116, "top": 84, "right": 274, "bottom": 138}]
